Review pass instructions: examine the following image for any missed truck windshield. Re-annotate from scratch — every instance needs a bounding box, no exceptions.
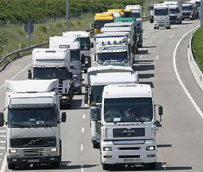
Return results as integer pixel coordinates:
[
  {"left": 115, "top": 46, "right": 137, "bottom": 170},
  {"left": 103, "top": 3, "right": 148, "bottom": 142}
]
[
  {"left": 196, "top": 2, "right": 200, "bottom": 7},
  {"left": 154, "top": 8, "right": 168, "bottom": 15},
  {"left": 80, "top": 38, "right": 90, "bottom": 50},
  {"left": 98, "top": 52, "right": 127, "bottom": 63},
  {"left": 70, "top": 50, "right": 80, "bottom": 61},
  {"left": 33, "top": 67, "right": 68, "bottom": 80},
  {"left": 8, "top": 107, "right": 57, "bottom": 128},
  {"left": 132, "top": 12, "right": 141, "bottom": 18},
  {"left": 170, "top": 8, "right": 178, "bottom": 14},
  {"left": 95, "top": 20, "right": 113, "bottom": 29},
  {"left": 91, "top": 85, "right": 104, "bottom": 104},
  {"left": 182, "top": 6, "right": 192, "bottom": 11},
  {"left": 104, "top": 98, "right": 153, "bottom": 123}
]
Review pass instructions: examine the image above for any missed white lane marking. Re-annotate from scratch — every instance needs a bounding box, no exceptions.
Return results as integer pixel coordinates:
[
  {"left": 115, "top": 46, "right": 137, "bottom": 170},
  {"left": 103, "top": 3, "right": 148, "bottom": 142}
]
[
  {"left": 161, "top": 161, "right": 166, "bottom": 170},
  {"left": 83, "top": 114, "right": 85, "bottom": 119},
  {"left": 0, "top": 141, "right": 6, "bottom": 144},
  {"left": 145, "top": 35, "right": 149, "bottom": 38},
  {"left": 0, "top": 147, "right": 5, "bottom": 150},
  {"left": 170, "top": 35, "right": 173, "bottom": 38},
  {"left": 189, "top": 24, "right": 192, "bottom": 26},
  {"left": 157, "top": 36, "right": 159, "bottom": 38},
  {"left": 0, "top": 131, "right": 6, "bottom": 133},
  {"left": 156, "top": 55, "right": 160, "bottom": 60},
  {"left": 82, "top": 127, "right": 84, "bottom": 133},
  {"left": 140, "top": 55, "right": 142, "bottom": 59},
  {"left": 173, "top": 27, "right": 203, "bottom": 118},
  {"left": 150, "top": 41, "right": 153, "bottom": 44},
  {"left": 0, "top": 155, "right": 6, "bottom": 172},
  {"left": 148, "top": 44, "right": 150, "bottom": 46},
  {"left": 0, "top": 153, "right": 3, "bottom": 156},
  {"left": 81, "top": 144, "right": 83, "bottom": 151},
  {"left": 0, "top": 135, "right": 6, "bottom": 138},
  {"left": 0, "top": 63, "right": 32, "bottom": 90},
  {"left": 81, "top": 164, "right": 84, "bottom": 172}
]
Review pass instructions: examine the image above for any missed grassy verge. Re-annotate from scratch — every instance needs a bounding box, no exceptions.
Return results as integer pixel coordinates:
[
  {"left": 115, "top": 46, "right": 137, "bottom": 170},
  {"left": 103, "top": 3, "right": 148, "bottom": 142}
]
[
  {"left": 192, "top": 28, "right": 203, "bottom": 72},
  {"left": 0, "top": 13, "right": 94, "bottom": 58}
]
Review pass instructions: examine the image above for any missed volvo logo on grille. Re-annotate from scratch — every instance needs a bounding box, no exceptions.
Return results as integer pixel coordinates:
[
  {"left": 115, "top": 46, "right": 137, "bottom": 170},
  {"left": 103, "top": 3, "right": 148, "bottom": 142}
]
[
  {"left": 59, "top": 45, "right": 70, "bottom": 48},
  {"left": 123, "top": 129, "right": 135, "bottom": 133}
]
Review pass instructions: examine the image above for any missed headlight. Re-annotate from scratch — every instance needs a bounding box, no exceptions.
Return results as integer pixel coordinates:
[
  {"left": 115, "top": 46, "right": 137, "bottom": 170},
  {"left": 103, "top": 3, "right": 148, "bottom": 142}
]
[
  {"left": 9, "top": 149, "right": 17, "bottom": 154},
  {"left": 103, "top": 147, "right": 112, "bottom": 151},
  {"left": 50, "top": 147, "right": 57, "bottom": 152},
  {"left": 146, "top": 146, "right": 155, "bottom": 151},
  {"left": 62, "top": 96, "right": 69, "bottom": 99},
  {"left": 74, "top": 84, "right": 80, "bottom": 87}
]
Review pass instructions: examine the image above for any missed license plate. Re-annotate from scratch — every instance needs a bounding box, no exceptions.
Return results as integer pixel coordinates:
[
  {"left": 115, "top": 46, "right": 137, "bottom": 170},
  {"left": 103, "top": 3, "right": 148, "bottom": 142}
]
[
  {"left": 123, "top": 158, "right": 141, "bottom": 162},
  {"left": 28, "top": 159, "right": 39, "bottom": 163}
]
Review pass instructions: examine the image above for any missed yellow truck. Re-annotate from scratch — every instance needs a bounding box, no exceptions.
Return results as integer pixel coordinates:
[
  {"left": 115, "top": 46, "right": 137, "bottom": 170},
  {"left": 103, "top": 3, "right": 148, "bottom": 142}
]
[
  {"left": 94, "top": 13, "right": 114, "bottom": 34},
  {"left": 107, "top": 9, "right": 125, "bottom": 17}
]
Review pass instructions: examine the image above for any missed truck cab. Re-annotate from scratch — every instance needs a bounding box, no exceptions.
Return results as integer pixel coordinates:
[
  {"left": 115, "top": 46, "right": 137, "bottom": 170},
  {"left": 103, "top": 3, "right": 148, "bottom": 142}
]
[
  {"left": 182, "top": 1, "right": 196, "bottom": 20},
  {"left": 63, "top": 31, "right": 93, "bottom": 73},
  {"left": 125, "top": 5, "right": 142, "bottom": 19},
  {"left": 0, "top": 79, "right": 66, "bottom": 169},
  {"left": 100, "top": 84, "right": 163, "bottom": 170},
  {"left": 93, "top": 36, "right": 132, "bottom": 67},
  {"left": 154, "top": 3, "right": 170, "bottom": 29},
  {"left": 85, "top": 66, "right": 139, "bottom": 148},
  {"left": 28, "top": 49, "right": 74, "bottom": 109}
]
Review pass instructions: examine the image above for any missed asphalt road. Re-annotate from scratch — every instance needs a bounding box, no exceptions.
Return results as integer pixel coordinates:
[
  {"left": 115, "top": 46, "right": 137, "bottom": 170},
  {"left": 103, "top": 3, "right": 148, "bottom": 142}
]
[{"left": 0, "top": 19, "right": 202, "bottom": 172}]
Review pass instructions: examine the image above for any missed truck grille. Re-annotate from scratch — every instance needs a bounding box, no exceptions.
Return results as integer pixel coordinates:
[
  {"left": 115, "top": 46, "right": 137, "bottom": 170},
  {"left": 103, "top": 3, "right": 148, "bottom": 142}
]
[
  {"left": 23, "top": 148, "right": 43, "bottom": 157},
  {"left": 113, "top": 128, "right": 145, "bottom": 137},
  {"left": 170, "top": 16, "right": 177, "bottom": 20},
  {"left": 183, "top": 12, "right": 190, "bottom": 17},
  {"left": 119, "top": 155, "right": 140, "bottom": 158},
  {"left": 119, "top": 147, "right": 140, "bottom": 150},
  {"left": 10, "top": 137, "right": 56, "bottom": 148}
]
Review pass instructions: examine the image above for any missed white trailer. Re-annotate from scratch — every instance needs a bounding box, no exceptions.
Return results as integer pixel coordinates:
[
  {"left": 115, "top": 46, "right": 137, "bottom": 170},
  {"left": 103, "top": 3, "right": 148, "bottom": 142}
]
[
  {"left": 0, "top": 79, "right": 66, "bottom": 169},
  {"left": 100, "top": 84, "right": 163, "bottom": 170},
  {"left": 62, "top": 31, "right": 93, "bottom": 73},
  {"left": 154, "top": 3, "right": 170, "bottom": 29},
  {"left": 125, "top": 5, "right": 143, "bottom": 19},
  {"left": 85, "top": 66, "right": 139, "bottom": 148},
  {"left": 29, "top": 48, "right": 74, "bottom": 108}
]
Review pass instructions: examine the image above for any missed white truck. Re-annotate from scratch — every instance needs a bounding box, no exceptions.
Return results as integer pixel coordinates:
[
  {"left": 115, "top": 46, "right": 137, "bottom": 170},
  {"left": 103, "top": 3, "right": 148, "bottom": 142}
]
[
  {"left": 28, "top": 48, "right": 74, "bottom": 108},
  {"left": 93, "top": 34, "right": 133, "bottom": 67},
  {"left": 62, "top": 31, "right": 93, "bottom": 73},
  {"left": 154, "top": 3, "right": 170, "bottom": 29},
  {"left": 190, "top": 0, "right": 200, "bottom": 18},
  {"left": 182, "top": 1, "right": 196, "bottom": 20},
  {"left": 49, "top": 36, "right": 82, "bottom": 79},
  {"left": 100, "top": 84, "right": 163, "bottom": 170},
  {"left": 125, "top": 5, "right": 143, "bottom": 19},
  {"left": 85, "top": 66, "right": 139, "bottom": 148},
  {"left": 164, "top": 1, "right": 183, "bottom": 24},
  {"left": 148, "top": 4, "right": 154, "bottom": 23},
  {"left": 0, "top": 79, "right": 66, "bottom": 169}
]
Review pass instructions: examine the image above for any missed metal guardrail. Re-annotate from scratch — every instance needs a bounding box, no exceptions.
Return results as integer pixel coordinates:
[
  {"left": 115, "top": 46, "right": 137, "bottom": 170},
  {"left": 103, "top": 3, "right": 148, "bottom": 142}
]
[{"left": 0, "top": 42, "right": 49, "bottom": 72}]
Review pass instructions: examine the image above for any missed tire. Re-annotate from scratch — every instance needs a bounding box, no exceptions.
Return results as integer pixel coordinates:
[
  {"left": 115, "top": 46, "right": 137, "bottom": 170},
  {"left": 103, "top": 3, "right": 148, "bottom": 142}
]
[
  {"left": 154, "top": 27, "right": 156, "bottom": 29},
  {"left": 78, "top": 88, "right": 82, "bottom": 95},
  {"left": 150, "top": 19, "right": 153, "bottom": 23},
  {"left": 147, "top": 163, "right": 156, "bottom": 170},
  {"left": 93, "top": 143, "right": 100, "bottom": 149},
  {"left": 157, "top": 27, "right": 159, "bottom": 29},
  {"left": 8, "top": 164, "right": 15, "bottom": 170},
  {"left": 52, "top": 162, "right": 60, "bottom": 168},
  {"left": 84, "top": 69, "right": 87, "bottom": 73},
  {"left": 102, "top": 164, "right": 110, "bottom": 170}
]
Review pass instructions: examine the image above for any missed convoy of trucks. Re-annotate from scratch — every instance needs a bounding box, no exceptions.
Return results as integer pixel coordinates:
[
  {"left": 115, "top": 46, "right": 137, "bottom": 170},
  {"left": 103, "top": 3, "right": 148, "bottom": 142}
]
[{"left": 0, "top": 3, "right": 175, "bottom": 170}]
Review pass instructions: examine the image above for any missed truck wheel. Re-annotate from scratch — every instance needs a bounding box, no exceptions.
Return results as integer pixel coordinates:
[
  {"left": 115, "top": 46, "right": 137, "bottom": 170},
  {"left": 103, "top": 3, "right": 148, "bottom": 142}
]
[
  {"left": 84, "top": 69, "right": 87, "bottom": 73},
  {"left": 147, "top": 163, "right": 156, "bottom": 170},
  {"left": 78, "top": 88, "right": 82, "bottom": 95},
  {"left": 93, "top": 143, "right": 100, "bottom": 148},
  {"left": 157, "top": 27, "right": 159, "bottom": 29},
  {"left": 8, "top": 164, "right": 15, "bottom": 170},
  {"left": 154, "top": 27, "right": 156, "bottom": 29},
  {"left": 150, "top": 19, "right": 153, "bottom": 23},
  {"left": 53, "top": 162, "right": 60, "bottom": 168},
  {"left": 102, "top": 164, "right": 110, "bottom": 170}
]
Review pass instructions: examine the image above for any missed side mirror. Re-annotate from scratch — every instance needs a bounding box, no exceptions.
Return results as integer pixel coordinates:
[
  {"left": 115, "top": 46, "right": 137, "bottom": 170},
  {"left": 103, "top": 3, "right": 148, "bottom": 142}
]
[
  {"left": 82, "top": 78, "right": 84, "bottom": 81},
  {"left": 61, "top": 112, "right": 66, "bottom": 122},
  {"left": 0, "top": 112, "right": 4, "bottom": 127},
  {"left": 28, "top": 69, "right": 32, "bottom": 79},
  {"left": 90, "top": 22, "right": 94, "bottom": 29},
  {"left": 91, "top": 42, "right": 94, "bottom": 48},
  {"left": 159, "top": 106, "right": 163, "bottom": 116},
  {"left": 94, "top": 54, "right": 96, "bottom": 61},
  {"left": 84, "top": 86, "right": 88, "bottom": 104},
  {"left": 69, "top": 72, "right": 73, "bottom": 79}
]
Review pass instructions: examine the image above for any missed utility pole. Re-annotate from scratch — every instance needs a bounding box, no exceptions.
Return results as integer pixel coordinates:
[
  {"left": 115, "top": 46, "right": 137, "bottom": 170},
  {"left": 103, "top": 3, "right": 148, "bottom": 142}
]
[
  {"left": 66, "top": 0, "right": 69, "bottom": 31},
  {"left": 201, "top": 0, "right": 203, "bottom": 28}
]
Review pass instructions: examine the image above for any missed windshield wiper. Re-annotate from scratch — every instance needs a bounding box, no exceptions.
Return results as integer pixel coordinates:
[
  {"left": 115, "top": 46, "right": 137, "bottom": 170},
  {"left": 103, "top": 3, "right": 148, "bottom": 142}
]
[
  {"left": 10, "top": 124, "right": 30, "bottom": 128},
  {"left": 35, "top": 123, "right": 53, "bottom": 127},
  {"left": 23, "top": 138, "right": 43, "bottom": 147}
]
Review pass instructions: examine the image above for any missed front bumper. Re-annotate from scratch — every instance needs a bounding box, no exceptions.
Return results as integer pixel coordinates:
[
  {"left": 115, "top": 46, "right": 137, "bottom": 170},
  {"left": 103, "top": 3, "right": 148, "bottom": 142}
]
[
  {"left": 60, "top": 98, "right": 71, "bottom": 106},
  {"left": 7, "top": 156, "right": 61, "bottom": 164},
  {"left": 100, "top": 140, "right": 157, "bottom": 165},
  {"left": 154, "top": 21, "right": 170, "bottom": 27}
]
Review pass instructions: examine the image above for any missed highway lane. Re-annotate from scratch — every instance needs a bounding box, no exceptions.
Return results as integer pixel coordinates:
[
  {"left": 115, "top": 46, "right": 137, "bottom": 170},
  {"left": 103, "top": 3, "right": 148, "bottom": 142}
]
[{"left": 0, "top": 19, "right": 202, "bottom": 172}]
